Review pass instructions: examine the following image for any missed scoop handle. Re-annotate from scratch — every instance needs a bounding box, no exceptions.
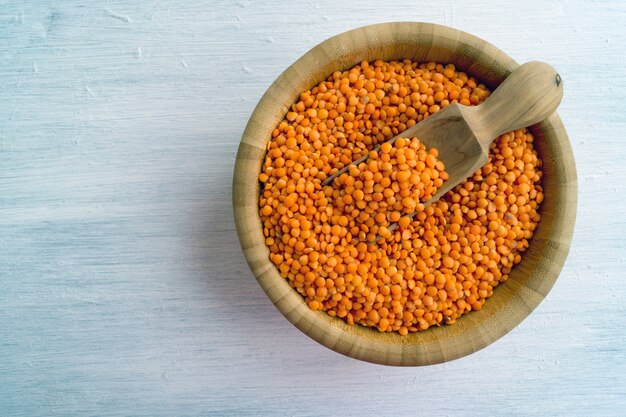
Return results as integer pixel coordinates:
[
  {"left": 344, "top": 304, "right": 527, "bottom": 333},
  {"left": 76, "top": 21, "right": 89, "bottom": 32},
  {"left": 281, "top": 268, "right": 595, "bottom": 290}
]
[{"left": 477, "top": 61, "right": 563, "bottom": 144}]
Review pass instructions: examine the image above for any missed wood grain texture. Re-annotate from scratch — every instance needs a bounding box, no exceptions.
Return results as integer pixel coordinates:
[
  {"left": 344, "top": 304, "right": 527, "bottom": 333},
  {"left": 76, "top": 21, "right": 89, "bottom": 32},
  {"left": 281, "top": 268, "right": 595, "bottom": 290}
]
[
  {"left": 1, "top": 0, "right": 625, "bottom": 415},
  {"left": 325, "top": 61, "right": 564, "bottom": 219},
  {"left": 234, "top": 23, "right": 576, "bottom": 366}
]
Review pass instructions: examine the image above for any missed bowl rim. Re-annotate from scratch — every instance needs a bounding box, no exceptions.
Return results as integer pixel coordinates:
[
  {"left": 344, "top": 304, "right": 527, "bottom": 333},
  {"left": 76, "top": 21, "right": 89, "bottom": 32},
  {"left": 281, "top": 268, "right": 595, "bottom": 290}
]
[{"left": 233, "top": 22, "right": 577, "bottom": 366}]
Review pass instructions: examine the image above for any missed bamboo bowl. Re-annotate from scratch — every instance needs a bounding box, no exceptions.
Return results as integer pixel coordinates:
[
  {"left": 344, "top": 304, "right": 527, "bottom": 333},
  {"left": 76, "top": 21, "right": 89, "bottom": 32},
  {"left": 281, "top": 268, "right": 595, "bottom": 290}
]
[{"left": 233, "top": 22, "right": 577, "bottom": 366}]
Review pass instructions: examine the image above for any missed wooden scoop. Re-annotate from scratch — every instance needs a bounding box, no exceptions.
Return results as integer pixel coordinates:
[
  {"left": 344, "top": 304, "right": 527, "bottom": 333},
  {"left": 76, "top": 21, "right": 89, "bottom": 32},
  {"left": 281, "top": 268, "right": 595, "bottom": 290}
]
[{"left": 322, "top": 61, "right": 563, "bottom": 231}]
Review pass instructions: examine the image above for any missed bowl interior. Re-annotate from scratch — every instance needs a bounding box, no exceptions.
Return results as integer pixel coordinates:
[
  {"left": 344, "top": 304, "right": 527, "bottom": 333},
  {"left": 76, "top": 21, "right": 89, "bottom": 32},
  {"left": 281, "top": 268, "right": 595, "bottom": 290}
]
[{"left": 233, "top": 22, "right": 577, "bottom": 366}]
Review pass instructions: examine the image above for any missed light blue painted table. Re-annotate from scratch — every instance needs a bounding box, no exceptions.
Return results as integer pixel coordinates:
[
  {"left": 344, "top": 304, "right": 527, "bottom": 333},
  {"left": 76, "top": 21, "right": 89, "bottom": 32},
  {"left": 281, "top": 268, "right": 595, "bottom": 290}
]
[{"left": 1, "top": 1, "right": 625, "bottom": 416}]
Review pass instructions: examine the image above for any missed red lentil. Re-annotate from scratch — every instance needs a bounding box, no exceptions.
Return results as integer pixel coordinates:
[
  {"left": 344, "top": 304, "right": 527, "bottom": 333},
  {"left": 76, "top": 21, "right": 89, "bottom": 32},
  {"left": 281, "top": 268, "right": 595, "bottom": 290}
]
[{"left": 259, "top": 60, "right": 543, "bottom": 334}]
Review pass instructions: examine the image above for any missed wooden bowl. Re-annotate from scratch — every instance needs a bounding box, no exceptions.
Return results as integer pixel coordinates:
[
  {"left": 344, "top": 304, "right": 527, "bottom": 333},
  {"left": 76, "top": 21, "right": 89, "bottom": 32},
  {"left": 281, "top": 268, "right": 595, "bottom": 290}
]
[{"left": 232, "top": 22, "right": 577, "bottom": 366}]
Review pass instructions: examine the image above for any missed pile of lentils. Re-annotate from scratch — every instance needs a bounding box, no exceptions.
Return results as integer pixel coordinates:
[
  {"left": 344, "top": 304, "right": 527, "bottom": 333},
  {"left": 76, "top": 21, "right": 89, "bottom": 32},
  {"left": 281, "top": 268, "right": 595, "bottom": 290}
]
[{"left": 258, "top": 60, "right": 543, "bottom": 335}]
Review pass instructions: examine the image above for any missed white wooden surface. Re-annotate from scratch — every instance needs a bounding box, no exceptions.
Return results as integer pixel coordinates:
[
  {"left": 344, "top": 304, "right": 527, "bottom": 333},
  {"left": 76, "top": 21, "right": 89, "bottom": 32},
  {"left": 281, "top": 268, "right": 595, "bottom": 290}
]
[{"left": 1, "top": 1, "right": 625, "bottom": 416}]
